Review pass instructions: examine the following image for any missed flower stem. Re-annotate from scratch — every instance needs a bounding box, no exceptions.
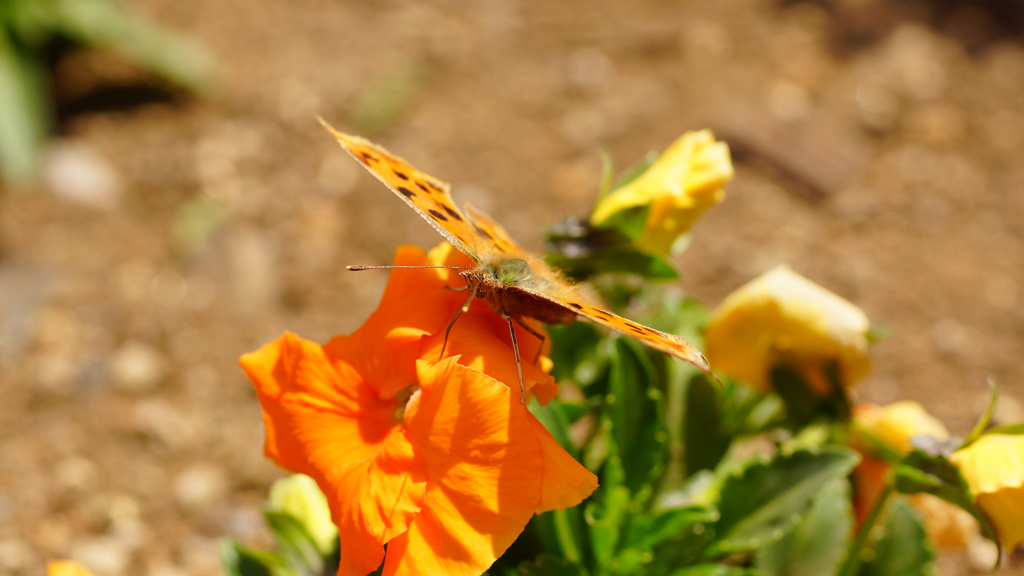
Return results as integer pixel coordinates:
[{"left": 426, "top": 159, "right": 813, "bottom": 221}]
[{"left": 837, "top": 477, "right": 894, "bottom": 576}]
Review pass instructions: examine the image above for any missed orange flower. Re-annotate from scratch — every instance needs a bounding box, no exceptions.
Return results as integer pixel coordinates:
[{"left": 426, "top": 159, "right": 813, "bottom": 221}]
[{"left": 240, "top": 244, "right": 597, "bottom": 576}]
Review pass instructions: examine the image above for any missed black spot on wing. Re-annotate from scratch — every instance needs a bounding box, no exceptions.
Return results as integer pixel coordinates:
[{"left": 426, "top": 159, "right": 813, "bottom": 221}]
[
  {"left": 393, "top": 170, "right": 410, "bottom": 180},
  {"left": 416, "top": 181, "right": 430, "bottom": 193},
  {"left": 591, "top": 309, "right": 613, "bottom": 319},
  {"left": 443, "top": 206, "right": 463, "bottom": 221},
  {"left": 569, "top": 302, "right": 583, "bottom": 310},
  {"left": 426, "top": 180, "right": 443, "bottom": 192},
  {"left": 397, "top": 187, "right": 415, "bottom": 197},
  {"left": 428, "top": 209, "right": 448, "bottom": 221},
  {"left": 359, "top": 151, "right": 378, "bottom": 163}
]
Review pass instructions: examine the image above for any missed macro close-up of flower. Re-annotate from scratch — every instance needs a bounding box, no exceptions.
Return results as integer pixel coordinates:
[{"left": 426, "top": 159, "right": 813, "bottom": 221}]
[
  {"left": 589, "top": 129, "right": 733, "bottom": 255},
  {"left": 240, "top": 244, "right": 597, "bottom": 576}
]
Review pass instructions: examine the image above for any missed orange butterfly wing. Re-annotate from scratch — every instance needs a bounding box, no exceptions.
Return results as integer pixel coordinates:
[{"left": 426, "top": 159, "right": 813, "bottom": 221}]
[
  {"left": 320, "top": 119, "right": 494, "bottom": 263},
  {"left": 325, "top": 122, "right": 716, "bottom": 379},
  {"left": 513, "top": 284, "right": 715, "bottom": 377}
]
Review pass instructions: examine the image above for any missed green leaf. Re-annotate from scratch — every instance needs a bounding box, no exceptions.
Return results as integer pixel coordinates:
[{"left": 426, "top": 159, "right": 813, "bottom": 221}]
[
  {"left": 549, "top": 245, "right": 679, "bottom": 282},
  {"left": 530, "top": 398, "right": 580, "bottom": 459},
  {"left": 606, "top": 337, "right": 667, "bottom": 493},
  {"left": 669, "top": 565, "right": 770, "bottom": 576},
  {"left": 547, "top": 322, "right": 608, "bottom": 389},
  {"left": 893, "top": 450, "right": 1000, "bottom": 551},
  {"left": 706, "top": 447, "right": 860, "bottom": 558},
  {"left": 595, "top": 205, "right": 649, "bottom": 241},
  {"left": 988, "top": 422, "right": 1024, "bottom": 435},
  {"left": 517, "top": 554, "right": 590, "bottom": 576},
  {"left": 961, "top": 379, "right": 999, "bottom": 448},
  {"left": 684, "top": 376, "right": 731, "bottom": 475},
  {"left": 263, "top": 510, "right": 324, "bottom": 574},
  {"left": 623, "top": 506, "right": 718, "bottom": 551},
  {"left": 0, "top": 26, "right": 48, "bottom": 185},
  {"left": 586, "top": 485, "right": 631, "bottom": 567},
  {"left": 755, "top": 478, "right": 852, "bottom": 576},
  {"left": 857, "top": 500, "right": 933, "bottom": 576},
  {"left": 220, "top": 540, "right": 294, "bottom": 576},
  {"left": 53, "top": 0, "right": 215, "bottom": 91}
]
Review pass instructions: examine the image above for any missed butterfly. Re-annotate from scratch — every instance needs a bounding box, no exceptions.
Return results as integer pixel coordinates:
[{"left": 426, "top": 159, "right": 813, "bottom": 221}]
[{"left": 321, "top": 119, "right": 715, "bottom": 402}]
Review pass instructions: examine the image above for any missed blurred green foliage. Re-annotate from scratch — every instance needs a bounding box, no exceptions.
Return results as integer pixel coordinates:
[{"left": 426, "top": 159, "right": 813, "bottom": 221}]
[{"left": 0, "top": 0, "right": 214, "bottom": 185}]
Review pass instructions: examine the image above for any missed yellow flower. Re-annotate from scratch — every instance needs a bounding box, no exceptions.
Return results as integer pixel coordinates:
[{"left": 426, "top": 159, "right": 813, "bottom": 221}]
[
  {"left": 851, "top": 402, "right": 977, "bottom": 549},
  {"left": 950, "top": 433, "right": 1024, "bottom": 549},
  {"left": 590, "top": 130, "right": 733, "bottom": 255},
  {"left": 47, "top": 561, "right": 95, "bottom": 576},
  {"left": 705, "top": 265, "right": 870, "bottom": 393},
  {"left": 854, "top": 401, "right": 949, "bottom": 455},
  {"left": 269, "top": 473, "right": 338, "bottom": 554}
]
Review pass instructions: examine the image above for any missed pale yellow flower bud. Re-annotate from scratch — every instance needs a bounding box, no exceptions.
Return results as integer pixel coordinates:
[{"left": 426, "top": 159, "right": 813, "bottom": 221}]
[
  {"left": 269, "top": 473, "right": 338, "bottom": 554},
  {"left": 854, "top": 401, "right": 950, "bottom": 455},
  {"left": 705, "top": 265, "right": 870, "bottom": 392},
  {"left": 590, "top": 130, "right": 733, "bottom": 255}
]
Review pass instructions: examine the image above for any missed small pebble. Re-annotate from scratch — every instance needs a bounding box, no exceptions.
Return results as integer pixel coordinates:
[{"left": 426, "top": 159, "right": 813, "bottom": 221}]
[
  {"left": 109, "top": 341, "right": 167, "bottom": 395},
  {"left": 42, "top": 141, "right": 122, "bottom": 210}
]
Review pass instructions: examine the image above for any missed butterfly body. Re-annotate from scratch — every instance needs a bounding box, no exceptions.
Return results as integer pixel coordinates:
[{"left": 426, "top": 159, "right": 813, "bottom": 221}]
[
  {"left": 462, "top": 257, "right": 578, "bottom": 326},
  {"left": 321, "top": 119, "right": 715, "bottom": 400}
]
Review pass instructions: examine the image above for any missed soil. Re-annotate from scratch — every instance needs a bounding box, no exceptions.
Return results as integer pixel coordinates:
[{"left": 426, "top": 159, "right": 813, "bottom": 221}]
[{"left": 1, "top": 0, "right": 1023, "bottom": 574}]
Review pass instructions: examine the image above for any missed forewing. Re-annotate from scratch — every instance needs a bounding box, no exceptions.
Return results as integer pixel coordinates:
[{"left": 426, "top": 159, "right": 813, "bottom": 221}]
[
  {"left": 517, "top": 286, "right": 716, "bottom": 378},
  {"left": 321, "top": 119, "right": 488, "bottom": 262},
  {"left": 463, "top": 203, "right": 525, "bottom": 255}
]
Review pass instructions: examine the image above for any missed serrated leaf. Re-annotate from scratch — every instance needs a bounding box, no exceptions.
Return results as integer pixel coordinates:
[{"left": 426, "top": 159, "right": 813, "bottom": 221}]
[
  {"left": 706, "top": 447, "right": 860, "bottom": 558},
  {"left": 516, "top": 554, "right": 590, "bottom": 576},
  {"left": 684, "top": 376, "right": 731, "bottom": 475},
  {"left": 858, "top": 499, "right": 933, "bottom": 576},
  {"left": 669, "top": 564, "right": 770, "bottom": 576},
  {"left": 755, "top": 478, "right": 852, "bottom": 576}
]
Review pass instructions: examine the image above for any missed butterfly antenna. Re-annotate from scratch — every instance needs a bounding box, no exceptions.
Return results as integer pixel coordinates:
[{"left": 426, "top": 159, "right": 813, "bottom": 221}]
[
  {"left": 347, "top": 265, "right": 473, "bottom": 271},
  {"left": 438, "top": 292, "right": 474, "bottom": 360},
  {"left": 504, "top": 314, "right": 526, "bottom": 404}
]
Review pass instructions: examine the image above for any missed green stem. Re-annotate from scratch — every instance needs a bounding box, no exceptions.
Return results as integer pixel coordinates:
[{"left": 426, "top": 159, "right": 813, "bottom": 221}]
[{"left": 837, "top": 478, "right": 894, "bottom": 576}]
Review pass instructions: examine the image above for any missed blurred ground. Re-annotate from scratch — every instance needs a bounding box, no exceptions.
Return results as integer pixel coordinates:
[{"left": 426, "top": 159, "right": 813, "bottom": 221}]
[{"left": 1, "top": 0, "right": 1024, "bottom": 574}]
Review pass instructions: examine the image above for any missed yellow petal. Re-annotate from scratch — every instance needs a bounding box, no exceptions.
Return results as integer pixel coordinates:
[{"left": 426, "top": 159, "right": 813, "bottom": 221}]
[
  {"left": 590, "top": 130, "right": 732, "bottom": 255},
  {"left": 910, "top": 493, "right": 978, "bottom": 550},
  {"left": 854, "top": 401, "right": 950, "bottom": 456},
  {"left": 705, "top": 265, "right": 870, "bottom": 392},
  {"left": 950, "top": 433, "right": 1024, "bottom": 548},
  {"left": 269, "top": 474, "right": 339, "bottom": 554}
]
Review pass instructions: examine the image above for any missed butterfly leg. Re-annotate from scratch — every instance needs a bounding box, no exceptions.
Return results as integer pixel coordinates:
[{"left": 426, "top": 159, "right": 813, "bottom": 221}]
[
  {"left": 513, "top": 317, "right": 546, "bottom": 365},
  {"left": 438, "top": 291, "right": 475, "bottom": 360},
  {"left": 442, "top": 284, "right": 469, "bottom": 292},
  {"left": 504, "top": 313, "right": 526, "bottom": 404}
]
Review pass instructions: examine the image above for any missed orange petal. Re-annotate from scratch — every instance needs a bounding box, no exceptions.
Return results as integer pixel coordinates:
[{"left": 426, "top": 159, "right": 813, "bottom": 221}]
[
  {"left": 530, "top": 416, "right": 598, "bottom": 513},
  {"left": 329, "top": 245, "right": 468, "bottom": 398},
  {"left": 422, "top": 303, "right": 556, "bottom": 399},
  {"left": 240, "top": 332, "right": 428, "bottom": 576},
  {"left": 384, "top": 359, "right": 544, "bottom": 576}
]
